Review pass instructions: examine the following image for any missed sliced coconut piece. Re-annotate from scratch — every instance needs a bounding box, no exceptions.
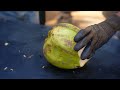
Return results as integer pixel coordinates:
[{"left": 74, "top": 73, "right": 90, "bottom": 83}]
[
  {"left": 23, "top": 55, "right": 27, "bottom": 58},
  {"left": 4, "top": 42, "right": 9, "bottom": 46},
  {"left": 4, "top": 67, "right": 8, "bottom": 70},
  {"left": 10, "top": 69, "right": 14, "bottom": 71},
  {"left": 42, "top": 66, "right": 45, "bottom": 68}
]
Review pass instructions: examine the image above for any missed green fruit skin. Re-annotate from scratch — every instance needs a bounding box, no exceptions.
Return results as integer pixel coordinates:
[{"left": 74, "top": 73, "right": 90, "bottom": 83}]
[{"left": 43, "top": 23, "right": 81, "bottom": 69}]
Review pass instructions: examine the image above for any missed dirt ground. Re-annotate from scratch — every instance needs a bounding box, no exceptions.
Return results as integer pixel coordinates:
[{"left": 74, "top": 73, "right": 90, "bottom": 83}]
[{"left": 45, "top": 11, "right": 106, "bottom": 29}]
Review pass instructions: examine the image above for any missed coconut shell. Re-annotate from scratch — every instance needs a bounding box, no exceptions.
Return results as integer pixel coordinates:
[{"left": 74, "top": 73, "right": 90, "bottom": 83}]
[{"left": 43, "top": 23, "right": 89, "bottom": 69}]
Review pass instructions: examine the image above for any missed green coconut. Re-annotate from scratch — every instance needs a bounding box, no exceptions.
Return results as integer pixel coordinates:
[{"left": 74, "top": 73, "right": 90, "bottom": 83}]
[{"left": 43, "top": 23, "right": 89, "bottom": 69}]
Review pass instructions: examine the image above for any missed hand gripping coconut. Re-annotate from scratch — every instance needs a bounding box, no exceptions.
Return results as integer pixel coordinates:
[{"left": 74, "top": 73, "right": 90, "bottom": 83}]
[{"left": 43, "top": 23, "right": 90, "bottom": 69}]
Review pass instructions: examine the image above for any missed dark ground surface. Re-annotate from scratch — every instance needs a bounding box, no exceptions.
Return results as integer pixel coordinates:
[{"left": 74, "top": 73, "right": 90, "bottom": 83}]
[{"left": 0, "top": 20, "right": 120, "bottom": 79}]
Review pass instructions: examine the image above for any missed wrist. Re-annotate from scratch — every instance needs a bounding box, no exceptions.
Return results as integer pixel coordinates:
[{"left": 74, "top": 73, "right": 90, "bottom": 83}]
[{"left": 105, "top": 14, "right": 120, "bottom": 30}]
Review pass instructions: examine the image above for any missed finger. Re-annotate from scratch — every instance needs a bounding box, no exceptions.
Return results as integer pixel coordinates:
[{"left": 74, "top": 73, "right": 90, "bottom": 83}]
[
  {"left": 86, "top": 38, "right": 103, "bottom": 59},
  {"left": 74, "top": 32, "right": 93, "bottom": 51},
  {"left": 74, "top": 28, "right": 91, "bottom": 42},
  {"left": 82, "top": 25, "right": 102, "bottom": 59},
  {"left": 81, "top": 36, "right": 98, "bottom": 60},
  {"left": 80, "top": 41, "right": 91, "bottom": 60},
  {"left": 87, "top": 53, "right": 94, "bottom": 59}
]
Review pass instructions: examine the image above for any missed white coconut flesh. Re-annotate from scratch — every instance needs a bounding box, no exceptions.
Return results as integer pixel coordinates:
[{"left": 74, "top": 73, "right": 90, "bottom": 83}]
[{"left": 78, "top": 48, "right": 90, "bottom": 67}]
